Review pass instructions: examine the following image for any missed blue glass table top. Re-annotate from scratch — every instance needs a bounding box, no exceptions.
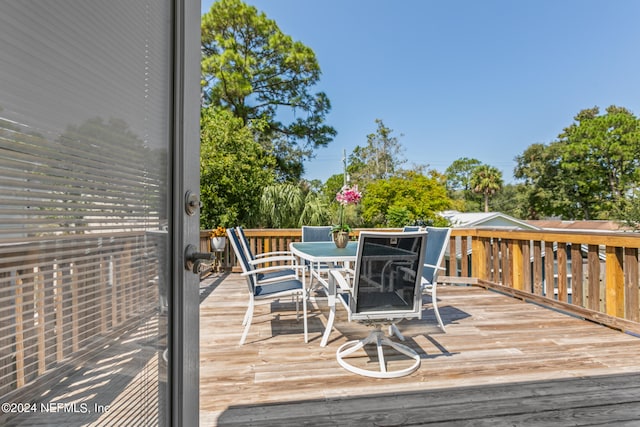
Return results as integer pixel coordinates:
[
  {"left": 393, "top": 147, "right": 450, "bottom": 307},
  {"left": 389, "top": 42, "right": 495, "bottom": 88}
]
[{"left": 290, "top": 241, "right": 358, "bottom": 262}]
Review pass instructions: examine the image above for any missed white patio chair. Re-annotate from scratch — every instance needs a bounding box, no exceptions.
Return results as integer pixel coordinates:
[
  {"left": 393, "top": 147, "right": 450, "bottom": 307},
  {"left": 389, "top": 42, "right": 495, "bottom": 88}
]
[
  {"left": 237, "top": 226, "right": 294, "bottom": 261},
  {"left": 329, "top": 231, "right": 427, "bottom": 378},
  {"left": 235, "top": 226, "right": 298, "bottom": 285},
  {"left": 301, "top": 225, "right": 335, "bottom": 287},
  {"left": 302, "top": 225, "right": 333, "bottom": 243},
  {"left": 227, "top": 228, "right": 308, "bottom": 345},
  {"left": 421, "top": 226, "right": 452, "bottom": 331}
]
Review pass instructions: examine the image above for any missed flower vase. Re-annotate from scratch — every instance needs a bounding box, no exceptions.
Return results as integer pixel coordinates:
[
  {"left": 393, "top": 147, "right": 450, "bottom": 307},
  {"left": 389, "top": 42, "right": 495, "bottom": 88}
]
[
  {"left": 210, "top": 237, "right": 226, "bottom": 251},
  {"left": 333, "top": 231, "right": 349, "bottom": 249}
]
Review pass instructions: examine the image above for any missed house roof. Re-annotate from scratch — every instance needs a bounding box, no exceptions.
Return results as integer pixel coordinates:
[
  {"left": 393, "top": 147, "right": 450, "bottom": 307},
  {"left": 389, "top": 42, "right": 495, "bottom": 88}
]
[{"left": 440, "top": 211, "right": 541, "bottom": 230}]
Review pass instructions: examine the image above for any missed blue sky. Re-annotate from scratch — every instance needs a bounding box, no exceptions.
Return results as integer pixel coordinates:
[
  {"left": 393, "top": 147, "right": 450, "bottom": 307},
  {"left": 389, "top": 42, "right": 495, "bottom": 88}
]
[{"left": 201, "top": 0, "right": 640, "bottom": 184}]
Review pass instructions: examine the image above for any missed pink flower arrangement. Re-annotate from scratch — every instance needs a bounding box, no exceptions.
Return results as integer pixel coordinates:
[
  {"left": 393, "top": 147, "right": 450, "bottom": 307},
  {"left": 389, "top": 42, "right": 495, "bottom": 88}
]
[
  {"left": 335, "top": 185, "right": 362, "bottom": 206},
  {"left": 332, "top": 185, "right": 362, "bottom": 233}
]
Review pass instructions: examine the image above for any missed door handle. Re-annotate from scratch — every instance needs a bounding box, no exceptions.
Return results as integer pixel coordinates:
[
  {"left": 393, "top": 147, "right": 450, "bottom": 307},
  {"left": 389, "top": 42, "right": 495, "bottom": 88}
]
[{"left": 184, "top": 244, "right": 214, "bottom": 274}]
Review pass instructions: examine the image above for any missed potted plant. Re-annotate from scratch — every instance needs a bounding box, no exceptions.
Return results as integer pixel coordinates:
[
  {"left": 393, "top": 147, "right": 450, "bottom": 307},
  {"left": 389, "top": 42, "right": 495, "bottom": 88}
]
[
  {"left": 210, "top": 226, "right": 226, "bottom": 251},
  {"left": 331, "top": 185, "right": 362, "bottom": 248}
]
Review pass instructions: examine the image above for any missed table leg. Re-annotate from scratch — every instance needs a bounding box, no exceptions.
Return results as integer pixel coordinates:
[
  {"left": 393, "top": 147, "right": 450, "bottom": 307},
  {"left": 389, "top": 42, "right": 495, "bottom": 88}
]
[{"left": 320, "top": 273, "right": 336, "bottom": 347}]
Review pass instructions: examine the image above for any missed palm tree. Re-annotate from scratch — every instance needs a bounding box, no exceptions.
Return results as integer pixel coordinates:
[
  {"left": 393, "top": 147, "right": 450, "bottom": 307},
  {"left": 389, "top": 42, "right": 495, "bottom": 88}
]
[
  {"left": 258, "top": 183, "right": 329, "bottom": 227},
  {"left": 470, "top": 165, "right": 503, "bottom": 212}
]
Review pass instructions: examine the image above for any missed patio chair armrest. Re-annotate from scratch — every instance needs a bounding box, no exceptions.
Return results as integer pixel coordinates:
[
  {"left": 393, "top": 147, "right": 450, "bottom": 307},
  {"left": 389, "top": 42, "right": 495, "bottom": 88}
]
[
  {"left": 329, "top": 269, "right": 353, "bottom": 293},
  {"left": 395, "top": 264, "right": 416, "bottom": 278},
  {"left": 254, "top": 250, "right": 292, "bottom": 259},
  {"left": 241, "top": 264, "right": 305, "bottom": 276},
  {"left": 396, "top": 262, "right": 445, "bottom": 281},
  {"left": 424, "top": 263, "right": 445, "bottom": 271},
  {"left": 249, "top": 255, "right": 297, "bottom": 266},
  {"left": 331, "top": 266, "right": 353, "bottom": 275}
]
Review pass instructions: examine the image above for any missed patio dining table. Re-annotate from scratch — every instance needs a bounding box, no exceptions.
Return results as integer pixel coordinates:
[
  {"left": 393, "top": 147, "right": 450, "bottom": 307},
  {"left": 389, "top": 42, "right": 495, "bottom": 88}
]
[{"left": 290, "top": 241, "right": 357, "bottom": 346}]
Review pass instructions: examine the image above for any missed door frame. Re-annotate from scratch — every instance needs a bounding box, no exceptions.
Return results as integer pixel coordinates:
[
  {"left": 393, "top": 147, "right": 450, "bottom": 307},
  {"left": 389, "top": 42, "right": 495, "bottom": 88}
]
[{"left": 171, "top": 0, "right": 201, "bottom": 425}]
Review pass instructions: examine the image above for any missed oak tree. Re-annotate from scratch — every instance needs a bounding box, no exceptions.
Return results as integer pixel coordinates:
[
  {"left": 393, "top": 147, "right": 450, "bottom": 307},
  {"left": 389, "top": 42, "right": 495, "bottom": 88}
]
[{"left": 515, "top": 106, "right": 640, "bottom": 220}]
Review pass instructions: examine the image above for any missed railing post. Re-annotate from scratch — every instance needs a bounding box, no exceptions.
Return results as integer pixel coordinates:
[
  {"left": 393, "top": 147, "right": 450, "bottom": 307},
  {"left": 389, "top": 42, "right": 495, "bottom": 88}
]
[
  {"left": 624, "top": 247, "right": 639, "bottom": 322},
  {"left": 605, "top": 246, "right": 624, "bottom": 317},
  {"left": 571, "top": 243, "right": 584, "bottom": 306},
  {"left": 264, "top": 237, "right": 272, "bottom": 256},
  {"left": 448, "top": 236, "right": 457, "bottom": 276},
  {"left": 472, "top": 236, "right": 487, "bottom": 280},
  {"left": 460, "top": 236, "right": 469, "bottom": 277},
  {"left": 544, "top": 241, "right": 555, "bottom": 299},
  {"left": 557, "top": 243, "right": 568, "bottom": 302},
  {"left": 511, "top": 240, "right": 524, "bottom": 291},
  {"left": 587, "top": 244, "right": 601, "bottom": 311},
  {"left": 522, "top": 240, "right": 531, "bottom": 293},
  {"left": 501, "top": 239, "right": 511, "bottom": 287},
  {"left": 532, "top": 241, "right": 543, "bottom": 296},
  {"left": 491, "top": 239, "right": 500, "bottom": 282}
]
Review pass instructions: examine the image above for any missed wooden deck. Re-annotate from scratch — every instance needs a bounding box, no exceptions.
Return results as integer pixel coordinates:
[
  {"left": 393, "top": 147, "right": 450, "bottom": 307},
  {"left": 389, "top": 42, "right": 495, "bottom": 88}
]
[{"left": 200, "top": 272, "right": 640, "bottom": 426}]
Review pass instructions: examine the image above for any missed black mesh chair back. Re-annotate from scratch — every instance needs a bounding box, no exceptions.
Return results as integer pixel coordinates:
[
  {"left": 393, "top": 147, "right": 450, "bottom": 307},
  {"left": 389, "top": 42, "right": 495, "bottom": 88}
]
[{"left": 349, "top": 231, "right": 427, "bottom": 322}]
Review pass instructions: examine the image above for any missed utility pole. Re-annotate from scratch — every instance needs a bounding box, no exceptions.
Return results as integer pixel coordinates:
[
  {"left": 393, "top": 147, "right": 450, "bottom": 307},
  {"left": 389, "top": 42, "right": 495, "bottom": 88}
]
[{"left": 343, "top": 148, "right": 348, "bottom": 186}]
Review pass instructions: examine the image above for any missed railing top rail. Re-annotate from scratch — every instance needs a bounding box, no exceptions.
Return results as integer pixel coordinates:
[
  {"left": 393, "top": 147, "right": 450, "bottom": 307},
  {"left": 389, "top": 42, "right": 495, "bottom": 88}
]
[
  {"left": 200, "top": 228, "right": 401, "bottom": 239},
  {"left": 451, "top": 227, "right": 640, "bottom": 248},
  {"left": 200, "top": 227, "right": 640, "bottom": 248}
]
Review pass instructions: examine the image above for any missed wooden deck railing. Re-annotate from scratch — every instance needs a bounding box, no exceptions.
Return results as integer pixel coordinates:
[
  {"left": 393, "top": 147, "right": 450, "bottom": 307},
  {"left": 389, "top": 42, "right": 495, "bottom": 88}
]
[
  {"left": 204, "top": 228, "right": 640, "bottom": 335},
  {"left": 199, "top": 228, "right": 395, "bottom": 273},
  {"left": 3, "top": 227, "right": 638, "bottom": 398},
  {"left": 450, "top": 228, "right": 640, "bottom": 335}
]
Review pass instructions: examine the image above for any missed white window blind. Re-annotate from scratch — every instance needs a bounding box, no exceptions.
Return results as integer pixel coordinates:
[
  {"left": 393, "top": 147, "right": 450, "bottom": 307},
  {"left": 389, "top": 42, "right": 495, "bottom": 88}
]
[{"left": 0, "top": 1, "right": 171, "bottom": 424}]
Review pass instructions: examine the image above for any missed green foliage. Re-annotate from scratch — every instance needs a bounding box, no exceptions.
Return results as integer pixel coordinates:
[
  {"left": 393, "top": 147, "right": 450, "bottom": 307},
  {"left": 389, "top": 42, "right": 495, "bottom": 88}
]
[
  {"left": 361, "top": 171, "right": 452, "bottom": 227},
  {"left": 322, "top": 174, "right": 347, "bottom": 199},
  {"left": 444, "top": 157, "right": 484, "bottom": 211},
  {"left": 489, "top": 184, "right": 529, "bottom": 219},
  {"left": 514, "top": 143, "right": 562, "bottom": 219},
  {"left": 616, "top": 190, "right": 640, "bottom": 230},
  {"left": 385, "top": 206, "right": 413, "bottom": 228},
  {"left": 199, "top": 107, "right": 276, "bottom": 228},
  {"left": 515, "top": 105, "right": 640, "bottom": 220},
  {"left": 201, "top": 0, "right": 336, "bottom": 180},
  {"left": 445, "top": 157, "right": 482, "bottom": 194}
]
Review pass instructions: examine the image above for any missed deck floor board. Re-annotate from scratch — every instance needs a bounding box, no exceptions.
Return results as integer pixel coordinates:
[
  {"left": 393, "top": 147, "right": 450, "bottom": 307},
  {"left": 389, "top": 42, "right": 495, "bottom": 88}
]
[{"left": 200, "top": 272, "right": 640, "bottom": 426}]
